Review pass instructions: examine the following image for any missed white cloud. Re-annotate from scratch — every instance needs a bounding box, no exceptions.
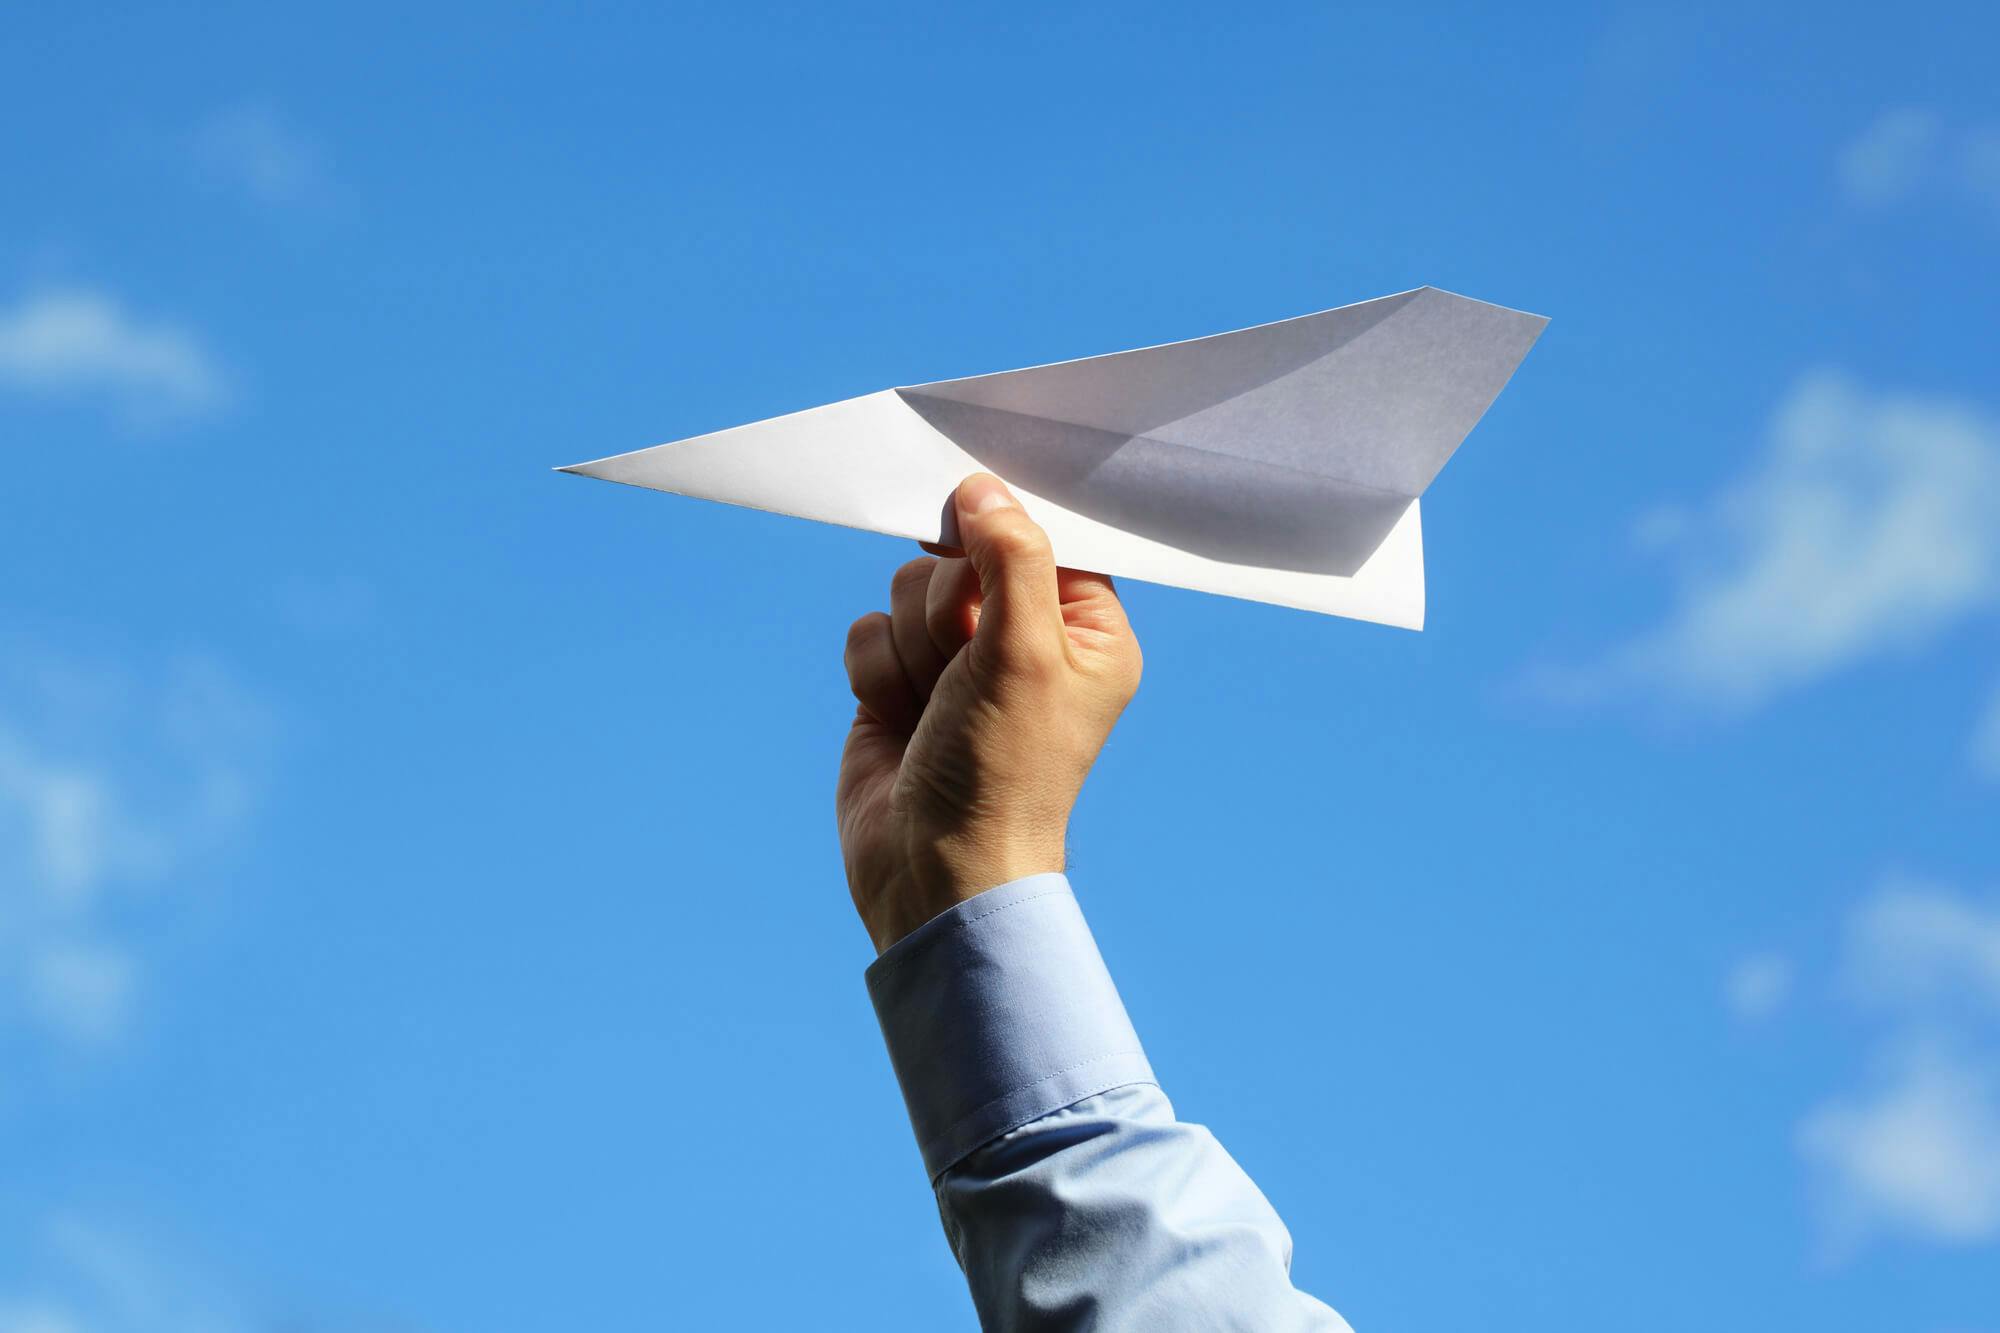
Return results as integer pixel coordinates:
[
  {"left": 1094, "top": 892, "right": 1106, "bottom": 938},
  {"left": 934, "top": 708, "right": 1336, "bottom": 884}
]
[
  {"left": 1800, "top": 1042, "right": 2000, "bottom": 1246},
  {"left": 0, "top": 743, "right": 124, "bottom": 902},
  {"left": 0, "top": 649, "right": 269, "bottom": 1047},
  {"left": 1839, "top": 108, "right": 2000, "bottom": 215},
  {"left": 27, "top": 943, "right": 138, "bottom": 1048},
  {"left": 0, "top": 1303, "right": 85, "bottom": 1333},
  {"left": 1606, "top": 372, "right": 2000, "bottom": 706},
  {"left": 1973, "top": 683, "right": 2000, "bottom": 780},
  {"left": 0, "top": 1215, "right": 259, "bottom": 1333},
  {"left": 2, "top": 1211, "right": 410, "bottom": 1333},
  {"left": 1798, "top": 881, "right": 2000, "bottom": 1249},
  {"left": 0, "top": 290, "right": 227, "bottom": 421},
  {"left": 1832, "top": 107, "right": 1944, "bottom": 205},
  {"left": 1725, "top": 952, "right": 1793, "bottom": 1021},
  {"left": 43, "top": 1216, "right": 244, "bottom": 1333},
  {"left": 1846, "top": 879, "right": 2000, "bottom": 1013},
  {"left": 193, "top": 103, "right": 328, "bottom": 210},
  {"left": 1839, "top": 108, "right": 1942, "bottom": 206}
]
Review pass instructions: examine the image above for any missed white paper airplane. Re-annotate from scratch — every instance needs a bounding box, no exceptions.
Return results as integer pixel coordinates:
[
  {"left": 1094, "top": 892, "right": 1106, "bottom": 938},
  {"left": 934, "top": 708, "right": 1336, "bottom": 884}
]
[{"left": 560, "top": 287, "right": 1546, "bottom": 628}]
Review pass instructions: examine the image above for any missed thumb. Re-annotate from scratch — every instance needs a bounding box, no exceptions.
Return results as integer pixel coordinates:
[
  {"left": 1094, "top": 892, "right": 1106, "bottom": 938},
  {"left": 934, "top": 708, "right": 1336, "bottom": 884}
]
[{"left": 951, "top": 473, "right": 1062, "bottom": 662}]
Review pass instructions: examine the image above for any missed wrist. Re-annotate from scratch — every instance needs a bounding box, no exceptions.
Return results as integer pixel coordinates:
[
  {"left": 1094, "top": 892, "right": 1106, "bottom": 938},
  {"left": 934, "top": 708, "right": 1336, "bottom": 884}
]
[{"left": 865, "top": 834, "right": 1065, "bottom": 953}]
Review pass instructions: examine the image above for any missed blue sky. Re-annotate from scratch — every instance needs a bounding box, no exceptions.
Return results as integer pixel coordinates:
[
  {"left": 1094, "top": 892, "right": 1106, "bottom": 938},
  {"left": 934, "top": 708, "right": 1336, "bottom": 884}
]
[{"left": 2, "top": 2, "right": 1997, "bottom": 1329}]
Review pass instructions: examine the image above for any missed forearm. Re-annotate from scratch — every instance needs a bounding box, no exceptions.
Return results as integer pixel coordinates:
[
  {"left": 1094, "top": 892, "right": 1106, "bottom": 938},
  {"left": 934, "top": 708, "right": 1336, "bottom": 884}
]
[
  {"left": 867, "top": 876, "right": 1348, "bottom": 1331},
  {"left": 942, "top": 1082, "right": 1347, "bottom": 1331}
]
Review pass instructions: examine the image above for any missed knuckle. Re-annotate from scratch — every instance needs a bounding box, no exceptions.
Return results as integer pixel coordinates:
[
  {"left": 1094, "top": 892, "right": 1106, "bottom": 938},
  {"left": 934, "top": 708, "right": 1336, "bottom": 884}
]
[
  {"left": 984, "top": 512, "right": 1053, "bottom": 563},
  {"left": 844, "top": 611, "right": 887, "bottom": 656},
  {"left": 924, "top": 599, "right": 961, "bottom": 645},
  {"left": 1117, "top": 642, "right": 1144, "bottom": 696},
  {"left": 890, "top": 558, "right": 934, "bottom": 598},
  {"left": 1074, "top": 632, "right": 1142, "bottom": 699}
]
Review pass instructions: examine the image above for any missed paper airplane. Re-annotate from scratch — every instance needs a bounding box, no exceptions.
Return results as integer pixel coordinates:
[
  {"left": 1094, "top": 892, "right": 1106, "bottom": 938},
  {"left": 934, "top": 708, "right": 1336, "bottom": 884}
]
[{"left": 560, "top": 287, "right": 1545, "bottom": 628}]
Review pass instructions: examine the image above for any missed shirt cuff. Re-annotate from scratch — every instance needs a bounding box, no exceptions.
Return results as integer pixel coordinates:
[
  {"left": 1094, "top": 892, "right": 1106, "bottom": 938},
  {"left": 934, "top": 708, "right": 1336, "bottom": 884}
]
[{"left": 865, "top": 873, "right": 1157, "bottom": 1181}]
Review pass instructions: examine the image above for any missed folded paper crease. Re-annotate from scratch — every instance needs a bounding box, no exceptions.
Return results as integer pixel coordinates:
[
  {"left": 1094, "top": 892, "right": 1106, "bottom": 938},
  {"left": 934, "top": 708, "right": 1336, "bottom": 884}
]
[{"left": 559, "top": 286, "right": 1546, "bottom": 627}]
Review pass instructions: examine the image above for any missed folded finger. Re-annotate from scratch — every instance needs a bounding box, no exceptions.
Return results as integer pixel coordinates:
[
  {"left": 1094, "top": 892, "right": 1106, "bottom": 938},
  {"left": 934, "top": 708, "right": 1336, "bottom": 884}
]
[
  {"left": 924, "top": 555, "right": 982, "bottom": 660},
  {"left": 889, "top": 557, "right": 949, "bottom": 699},
  {"left": 843, "top": 611, "right": 921, "bottom": 735}
]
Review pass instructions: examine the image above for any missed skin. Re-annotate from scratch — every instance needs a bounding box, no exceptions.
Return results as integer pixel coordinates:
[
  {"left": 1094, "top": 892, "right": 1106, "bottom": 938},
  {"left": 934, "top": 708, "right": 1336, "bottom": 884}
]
[{"left": 837, "top": 473, "right": 1144, "bottom": 954}]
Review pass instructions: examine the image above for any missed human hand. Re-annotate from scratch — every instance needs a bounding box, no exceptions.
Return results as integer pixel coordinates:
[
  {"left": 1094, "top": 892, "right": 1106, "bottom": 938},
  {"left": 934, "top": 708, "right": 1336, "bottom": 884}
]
[{"left": 836, "top": 474, "right": 1143, "bottom": 953}]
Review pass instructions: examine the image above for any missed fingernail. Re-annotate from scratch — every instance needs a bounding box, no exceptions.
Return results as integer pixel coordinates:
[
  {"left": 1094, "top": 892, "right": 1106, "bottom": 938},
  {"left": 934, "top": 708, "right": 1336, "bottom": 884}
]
[{"left": 961, "top": 473, "right": 1018, "bottom": 515}]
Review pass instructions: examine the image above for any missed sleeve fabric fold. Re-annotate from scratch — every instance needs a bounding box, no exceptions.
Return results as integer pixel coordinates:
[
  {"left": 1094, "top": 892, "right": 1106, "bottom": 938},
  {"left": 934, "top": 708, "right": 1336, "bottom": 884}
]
[{"left": 866, "top": 874, "right": 1351, "bottom": 1332}]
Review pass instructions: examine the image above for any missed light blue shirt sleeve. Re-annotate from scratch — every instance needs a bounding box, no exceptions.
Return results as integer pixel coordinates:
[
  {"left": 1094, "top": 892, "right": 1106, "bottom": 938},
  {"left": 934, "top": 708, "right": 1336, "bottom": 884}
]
[{"left": 867, "top": 874, "right": 1351, "bottom": 1332}]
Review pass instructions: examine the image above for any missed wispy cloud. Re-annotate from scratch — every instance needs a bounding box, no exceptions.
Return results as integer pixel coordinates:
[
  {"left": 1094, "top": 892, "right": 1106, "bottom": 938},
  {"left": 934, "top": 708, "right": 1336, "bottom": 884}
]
[
  {"left": 0, "top": 1302, "right": 86, "bottom": 1333},
  {"left": 0, "top": 1215, "right": 247, "bottom": 1333},
  {"left": 1725, "top": 952, "right": 1793, "bottom": 1022},
  {"left": 0, "top": 1210, "right": 415, "bottom": 1333},
  {"left": 1838, "top": 107, "right": 2000, "bottom": 216},
  {"left": 1798, "top": 879, "right": 2000, "bottom": 1250},
  {"left": 0, "top": 289, "right": 228, "bottom": 423},
  {"left": 26, "top": 943, "right": 137, "bottom": 1048},
  {"left": 192, "top": 102, "right": 331, "bottom": 210},
  {"left": 1846, "top": 880, "right": 2000, "bottom": 1013},
  {"left": 1588, "top": 372, "right": 2000, "bottom": 707},
  {"left": 0, "top": 648, "right": 270, "bottom": 1047},
  {"left": 1838, "top": 108, "right": 1943, "bottom": 206},
  {"left": 1801, "top": 1041, "right": 2000, "bottom": 1246}
]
